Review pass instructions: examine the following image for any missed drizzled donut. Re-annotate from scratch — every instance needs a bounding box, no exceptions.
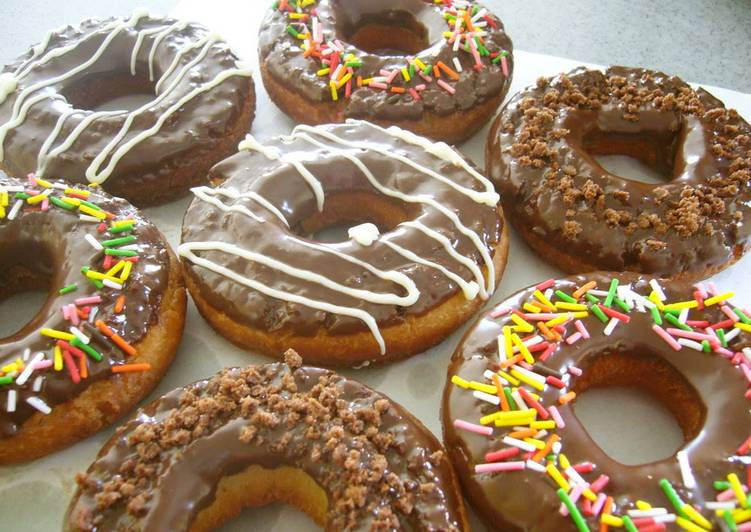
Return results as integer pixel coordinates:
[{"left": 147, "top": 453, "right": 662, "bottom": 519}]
[{"left": 179, "top": 120, "right": 508, "bottom": 366}]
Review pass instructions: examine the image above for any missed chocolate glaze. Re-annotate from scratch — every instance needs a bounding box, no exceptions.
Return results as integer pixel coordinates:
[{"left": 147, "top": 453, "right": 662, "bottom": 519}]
[
  {"left": 487, "top": 66, "right": 751, "bottom": 278},
  {"left": 0, "top": 174, "right": 171, "bottom": 439},
  {"left": 0, "top": 13, "right": 253, "bottom": 200},
  {"left": 180, "top": 121, "right": 503, "bottom": 343},
  {"left": 66, "top": 355, "right": 466, "bottom": 531},
  {"left": 258, "top": 0, "right": 513, "bottom": 120},
  {"left": 442, "top": 273, "right": 751, "bottom": 530}
]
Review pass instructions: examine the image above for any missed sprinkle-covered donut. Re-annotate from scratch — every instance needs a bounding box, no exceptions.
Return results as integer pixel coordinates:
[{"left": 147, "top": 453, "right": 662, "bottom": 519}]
[
  {"left": 0, "top": 10, "right": 255, "bottom": 206},
  {"left": 258, "top": 0, "right": 513, "bottom": 144},
  {"left": 486, "top": 66, "right": 751, "bottom": 280},
  {"left": 0, "top": 173, "right": 186, "bottom": 463},
  {"left": 179, "top": 120, "right": 508, "bottom": 366},
  {"left": 65, "top": 350, "right": 469, "bottom": 531},
  {"left": 442, "top": 273, "right": 751, "bottom": 531}
]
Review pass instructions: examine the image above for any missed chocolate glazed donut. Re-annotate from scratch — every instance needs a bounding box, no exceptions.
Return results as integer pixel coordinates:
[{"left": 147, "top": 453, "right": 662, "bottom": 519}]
[
  {"left": 0, "top": 10, "right": 255, "bottom": 206},
  {"left": 179, "top": 120, "right": 508, "bottom": 367},
  {"left": 486, "top": 66, "right": 751, "bottom": 281},
  {"left": 442, "top": 273, "right": 751, "bottom": 531},
  {"left": 259, "top": 0, "right": 513, "bottom": 144},
  {"left": 0, "top": 174, "right": 185, "bottom": 463},
  {"left": 65, "top": 350, "right": 469, "bottom": 531}
]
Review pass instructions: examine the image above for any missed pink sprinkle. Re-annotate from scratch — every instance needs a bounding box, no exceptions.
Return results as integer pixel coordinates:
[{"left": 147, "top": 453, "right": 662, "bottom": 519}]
[
  {"left": 568, "top": 366, "right": 583, "bottom": 376},
  {"left": 539, "top": 344, "right": 557, "bottom": 362},
  {"left": 686, "top": 320, "right": 710, "bottom": 328},
  {"left": 437, "top": 79, "right": 456, "bottom": 94},
  {"left": 345, "top": 79, "right": 352, "bottom": 98},
  {"left": 386, "top": 69, "right": 399, "bottom": 84},
  {"left": 25, "top": 188, "right": 40, "bottom": 196},
  {"left": 707, "top": 281, "right": 719, "bottom": 296},
  {"left": 746, "top": 389, "right": 751, "bottom": 400},
  {"left": 490, "top": 306, "right": 511, "bottom": 319},
  {"left": 721, "top": 305, "right": 740, "bottom": 322},
  {"left": 75, "top": 296, "right": 102, "bottom": 306},
  {"left": 549, "top": 405, "right": 565, "bottom": 428},
  {"left": 589, "top": 474, "right": 610, "bottom": 493},
  {"left": 519, "top": 361, "right": 534, "bottom": 371},
  {"left": 737, "top": 523, "right": 751, "bottom": 532},
  {"left": 27, "top": 172, "right": 37, "bottom": 185},
  {"left": 715, "top": 347, "right": 734, "bottom": 359},
  {"left": 591, "top": 492, "right": 607, "bottom": 517},
  {"left": 68, "top": 304, "right": 80, "bottom": 326},
  {"left": 694, "top": 282, "right": 708, "bottom": 299},
  {"left": 418, "top": 72, "right": 433, "bottom": 83},
  {"left": 408, "top": 88, "right": 420, "bottom": 101},
  {"left": 41, "top": 198, "right": 49, "bottom": 211},
  {"left": 61, "top": 305, "right": 70, "bottom": 320},
  {"left": 414, "top": 83, "right": 426, "bottom": 91},
  {"left": 368, "top": 82, "right": 388, "bottom": 90},
  {"left": 666, "top": 328, "right": 714, "bottom": 342},
  {"left": 560, "top": 484, "right": 583, "bottom": 516},
  {"left": 501, "top": 55, "right": 509, "bottom": 77},
  {"left": 741, "top": 364, "right": 751, "bottom": 384},
  {"left": 379, "top": 69, "right": 391, "bottom": 77},
  {"left": 574, "top": 320, "right": 590, "bottom": 339},
  {"left": 565, "top": 332, "right": 582, "bottom": 345},
  {"left": 453, "top": 419, "right": 493, "bottom": 436},
  {"left": 523, "top": 313, "right": 559, "bottom": 321},
  {"left": 573, "top": 462, "right": 594, "bottom": 474},
  {"left": 536, "top": 279, "right": 555, "bottom": 291},
  {"left": 33, "top": 360, "right": 53, "bottom": 370},
  {"left": 474, "top": 461, "right": 526, "bottom": 474},
  {"left": 717, "top": 485, "right": 747, "bottom": 501},
  {"left": 652, "top": 324, "right": 682, "bottom": 350}
]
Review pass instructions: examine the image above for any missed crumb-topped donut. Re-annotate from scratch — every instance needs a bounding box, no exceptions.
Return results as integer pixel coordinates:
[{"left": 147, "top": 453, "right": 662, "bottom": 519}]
[
  {"left": 179, "top": 120, "right": 508, "bottom": 366},
  {"left": 442, "top": 273, "right": 751, "bottom": 531},
  {"left": 259, "top": 0, "right": 513, "bottom": 144},
  {"left": 486, "top": 66, "right": 751, "bottom": 281},
  {"left": 65, "top": 349, "right": 469, "bottom": 531},
  {"left": 0, "top": 173, "right": 186, "bottom": 463},
  {"left": 0, "top": 10, "right": 255, "bottom": 206}
]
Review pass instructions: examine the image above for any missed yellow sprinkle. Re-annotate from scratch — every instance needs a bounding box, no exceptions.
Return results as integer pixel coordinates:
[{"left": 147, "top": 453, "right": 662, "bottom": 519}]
[
  {"left": 502, "top": 326, "right": 513, "bottom": 360},
  {"left": 34, "top": 177, "right": 53, "bottom": 188},
  {"left": 330, "top": 82, "right": 338, "bottom": 101},
  {"left": 106, "top": 260, "right": 127, "bottom": 278},
  {"left": 523, "top": 302, "right": 542, "bottom": 313},
  {"left": 296, "top": 32, "right": 309, "bottom": 40},
  {"left": 27, "top": 192, "right": 49, "bottom": 205},
  {"left": 317, "top": 67, "right": 331, "bottom": 76},
  {"left": 556, "top": 302, "right": 588, "bottom": 311},
  {"left": 54, "top": 346, "right": 63, "bottom": 371},
  {"left": 663, "top": 300, "right": 699, "bottom": 311},
  {"left": 582, "top": 488, "right": 597, "bottom": 502},
  {"left": 40, "top": 328, "right": 75, "bottom": 341},
  {"left": 649, "top": 291, "right": 666, "bottom": 310},
  {"left": 729, "top": 473, "right": 749, "bottom": 508},
  {"left": 510, "top": 368, "right": 543, "bottom": 390},
  {"left": 300, "top": 0, "right": 316, "bottom": 6},
  {"left": 704, "top": 292, "right": 734, "bottom": 306},
  {"left": 451, "top": 375, "right": 470, "bottom": 389},
  {"left": 288, "top": 12, "right": 307, "bottom": 19},
  {"left": 61, "top": 197, "right": 80, "bottom": 207},
  {"left": 361, "top": 77, "right": 373, "bottom": 85},
  {"left": 636, "top": 500, "right": 652, "bottom": 510},
  {"left": 497, "top": 369, "right": 520, "bottom": 386},
  {"left": 111, "top": 219, "right": 135, "bottom": 228},
  {"left": 401, "top": 67, "right": 411, "bottom": 82},
  {"left": 545, "top": 313, "right": 572, "bottom": 327},
  {"left": 732, "top": 508, "right": 751, "bottom": 523},
  {"left": 675, "top": 516, "right": 707, "bottom": 532},
  {"left": 510, "top": 314, "right": 534, "bottom": 333},
  {"left": 0, "top": 191, "right": 8, "bottom": 206},
  {"left": 1, "top": 362, "right": 18, "bottom": 374},
  {"left": 414, "top": 58, "right": 427, "bottom": 70},
  {"left": 468, "top": 381, "right": 497, "bottom": 395},
  {"left": 571, "top": 311, "right": 590, "bottom": 319},
  {"left": 510, "top": 333, "right": 534, "bottom": 364},
  {"left": 530, "top": 420, "right": 556, "bottom": 430},
  {"left": 85, "top": 270, "right": 120, "bottom": 283},
  {"left": 0, "top": 205, "right": 5, "bottom": 219},
  {"left": 735, "top": 322, "right": 751, "bottom": 333},
  {"left": 523, "top": 437, "right": 546, "bottom": 450},
  {"left": 546, "top": 463, "right": 570, "bottom": 492},
  {"left": 534, "top": 289, "right": 555, "bottom": 309},
  {"left": 601, "top": 514, "right": 623, "bottom": 527},
  {"left": 442, "top": 31, "right": 454, "bottom": 38},
  {"left": 120, "top": 260, "right": 133, "bottom": 282},
  {"left": 681, "top": 504, "right": 712, "bottom": 529},
  {"left": 79, "top": 204, "right": 106, "bottom": 219},
  {"left": 65, "top": 187, "right": 89, "bottom": 197},
  {"left": 336, "top": 72, "right": 352, "bottom": 89},
  {"left": 559, "top": 453, "right": 571, "bottom": 470}
]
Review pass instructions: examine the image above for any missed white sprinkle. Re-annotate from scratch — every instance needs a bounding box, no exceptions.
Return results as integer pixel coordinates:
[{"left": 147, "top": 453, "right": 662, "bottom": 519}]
[
  {"left": 452, "top": 56, "right": 463, "bottom": 73},
  {"left": 705, "top": 501, "right": 736, "bottom": 510},
  {"left": 743, "top": 347, "right": 751, "bottom": 364},
  {"left": 7, "top": 199, "right": 23, "bottom": 220},
  {"left": 676, "top": 450, "right": 696, "bottom": 489},
  {"left": 103, "top": 279, "right": 123, "bottom": 290},
  {"left": 79, "top": 214, "right": 100, "bottom": 222},
  {"left": 650, "top": 279, "right": 667, "bottom": 301},
  {"left": 678, "top": 308, "right": 689, "bottom": 324},
  {"left": 534, "top": 429, "right": 548, "bottom": 439},
  {"left": 14, "top": 352, "right": 43, "bottom": 386},
  {"left": 502, "top": 436, "right": 536, "bottom": 453},
  {"left": 22, "top": 347, "right": 31, "bottom": 361},
  {"left": 484, "top": 369, "right": 508, "bottom": 385},
  {"left": 472, "top": 390, "right": 500, "bottom": 405},
  {"left": 526, "top": 459, "right": 546, "bottom": 473},
  {"left": 565, "top": 466, "right": 588, "bottom": 487},
  {"left": 652, "top": 514, "right": 677, "bottom": 524},
  {"left": 117, "top": 244, "right": 139, "bottom": 251},
  {"left": 725, "top": 328, "right": 741, "bottom": 343},
  {"left": 603, "top": 318, "right": 619, "bottom": 336},
  {"left": 85, "top": 233, "right": 103, "bottom": 251},
  {"left": 544, "top": 288, "right": 554, "bottom": 301},
  {"left": 52, "top": 182, "right": 67, "bottom": 190},
  {"left": 552, "top": 441, "right": 562, "bottom": 454},
  {"left": 677, "top": 338, "right": 704, "bottom": 351},
  {"left": 32, "top": 375, "right": 43, "bottom": 392},
  {"left": 69, "top": 326, "right": 90, "bottom": 345},
  {"left": 3, "top": 185, "right": 23, "bottom": 192},
  {"left": 7, "top": 390, "right": 17, "bottom": 412},
  {"left": 88, "top": 306, "right": 99, "bottom": 323},
  {"left": 511, "top": 390, "right": 526, "bottom": 410},
  {"left": 512, "top": 364, "right": 546, "bottom": 384},
  {"left": 589, "top": 289, "right": 609, "bottom": 297},
  {"left": 628, "top": 508, "right": 668, "bottom": 518},
  {"left": 25, "top": 396, "right": 51, "bottom": 415}
]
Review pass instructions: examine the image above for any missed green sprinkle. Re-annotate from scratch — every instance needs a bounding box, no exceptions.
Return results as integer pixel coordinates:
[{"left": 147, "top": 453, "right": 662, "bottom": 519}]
[
  {"left": 613, "top": 296, "right": 632, "bottom": 313},
  {"left": 658, "top": 478, "right": 687, "bottom": 517},
  {"left": 81, "top": 269, "right": 104, "bottom": 290},
  {"left": 503, "top": 387, "right": 517, "bottom": 410},
  {"left": 556, "top": 488, "right": 588, "bottom": 532},
  {"left": 664, "top": 313, "right": 691, "bottom": 331},
  {"left": 422, "top": 64, "right": 433, "bottom": 76},
  {"left": 717, "top": 328, "right": 728, "bottom": 347},
  {"left": 722, "top": 509, "right": 738, "bottom": 532},
  {"left": 604, "top": 278, "right": 619, "bottom": 307},
  {"left": 71, "top": 338, "right": 103, "bottom": 362},
  {"left": 555, "top": 290, "right": 577, "bottom": 304},
  {"left": 345, "top": 60, "right": 362, "bottom": 68},
  {"left": 102, "top": 235, "right": 137, "bottom": 248},
  {"left": 0, "top": 376, "right": 13, "bottom": 385},
  {"left": 105, "top": 249, "right": 138, "bottom": 257},
  {"left": 715, "top": 480, "right": 731, "bottom": 490},
  {"left": 51, "top": 196, "right": 75, "bottom": 210},
  {"left": 622, "top": 516, "right": 638, "bottom": 532},
  {"left": 14, "top": 192, "right": 31, "bottom": 200},
  {"left": 734, "top": 308, "right": 751, "bottom": 324},
  {"left": 701, "top": 339, "right": 711, "bottom": 352},
  {"left": 500, "top": 50, "right": 510, "bottom": 58},
  {"left": 408, "top": 63, "right": 415, "bottom": 79},
  {"left": 109, "top": 223, "right": 135, "bottom": 234},
  {"left": 58, "top": 283, "right": 78, "bottom": 295},
  {"left": 79, "top": 199, "right": 102, "bottom": 211},
  {"left": 650, "top": 306, "right": 663, "bottom": 325},
  {"left": 590, "top": 304, "right": 608, "bottom": 324},
  {"left": 286, "top": 25, "right": 300, "bottom": 38},
  {"left": 585, "top": 293, "right": 600, "bottom": 304},
  {"left": 664, "top": 309, "right": 680, "bottom": 317},
  {"left": 492, "top": 55, "right": 502, "bottom": 64}
]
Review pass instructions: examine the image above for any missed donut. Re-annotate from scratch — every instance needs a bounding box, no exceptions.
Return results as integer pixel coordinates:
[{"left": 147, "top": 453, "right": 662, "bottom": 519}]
[
  {"left": 486, "top": 66, "right": 751, "bottom": 280},
  {"left": 442, "top": 272, "right": 751, "bottom": 530},
  {"left": 0, "top": 173, "right": 186, "bottom": 463},
  {"left": 179, "top": 120, "right": 508, "bottom": 366},
  {"left": 0, "top": 10, "right": 255, "bottom": 206},
  {"left": 258, "top": 0, "right": 513, "bottom": 144},
  {"left": 65, "top": 349, "right": 469, "bottom": 530}
]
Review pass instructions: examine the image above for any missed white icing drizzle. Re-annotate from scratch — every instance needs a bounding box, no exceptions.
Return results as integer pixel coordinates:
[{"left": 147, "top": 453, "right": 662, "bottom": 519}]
[
  {"left": 348, "top": 223, "right": 379, "bottom": 246},
  {"left": 239, "top": 134, "right": 325, "bottom": 211},
  {"left": 12, "top": 28, "right": 58, "bottom": 76},
  {"left": 190, "top": 186, "right": 288, "bottom": 226},
  {"left": 36, "top": 107, "right": 77, "bottom": 172},
  {"left": 0, "top": 73, "right": 19, "bottom": 105},
  {"left": 154, "top": 33, "right": 213, "bottom": 93},
  {"left": 147, "top": 21, "right": 188, "bottom": 82}
]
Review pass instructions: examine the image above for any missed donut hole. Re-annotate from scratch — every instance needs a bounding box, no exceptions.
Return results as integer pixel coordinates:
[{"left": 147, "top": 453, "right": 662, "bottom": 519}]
[
  {"left": 59, "top": 71, "right": 156, "bottom": 112},
  {"left": 581, "top": 129, "right": 679, "bottom": 185},
  {"left": 0, "top": 240, "right": 55, "bottom": 339},
  {"left": 571, "top": 350, "right": 705, "bottom": 465},
  {"left": 333, "top": 0, "right": 445, "bottom": 56},
  {"left": 293, "top": 192, "right": 417, "bottom": 244}
]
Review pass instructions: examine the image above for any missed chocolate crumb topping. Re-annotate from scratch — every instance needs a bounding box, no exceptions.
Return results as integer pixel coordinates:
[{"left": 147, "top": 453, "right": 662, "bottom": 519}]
[{"left": 66, "top": 354, "right": 465, "bottom": 531}]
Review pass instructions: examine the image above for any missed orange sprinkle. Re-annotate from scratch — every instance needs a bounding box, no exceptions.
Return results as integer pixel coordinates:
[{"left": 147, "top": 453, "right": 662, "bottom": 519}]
[
  {"left": 509, "top": 428, "right": 536, "bottom": 439},
  {"left": 79, "top": 355, "right": 88, "bottom": 379},
  {"left": 499, "top": 353, "right": 523, "bottom": 369},
  {"left": 491, "top": 374, "right": 509, "bottom": 411},
  {"left": 559, "top": 391, "right": 577, "bottom": 405},
  {"left": 573, "top": 281, "right": 597, "bottom": 300},
  {"left": 111, "top": 363, "right": 151, "bottom": 374},
  {"left": 433, "top": 65, "right": 441, "bottom": 78},
  {"left": 390, "top": 87, "right": 406, "bottom": 94},
  {"left": 114, "top": 295, "right": 125, "bottom": 314},
  {"left": 532, "top": 434, "right": 560, "bottom": 462},
  {"left": 303, "top": 41, "right": 316, "bottom": 58},
  {"left": 437, "top": 61, "right": 460, "bottom": 81},
  {"left": 537, "top": 322, "right": 561, "bottom": 342},
  {"left": 96, "top": 320, "right": 137, "bottom": 356},
  {"left": 356, "top": 75, "right": 363, "bottom": 87},
  {"left": 600, "top": 496, "right": 615, "bottom": 532}
]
